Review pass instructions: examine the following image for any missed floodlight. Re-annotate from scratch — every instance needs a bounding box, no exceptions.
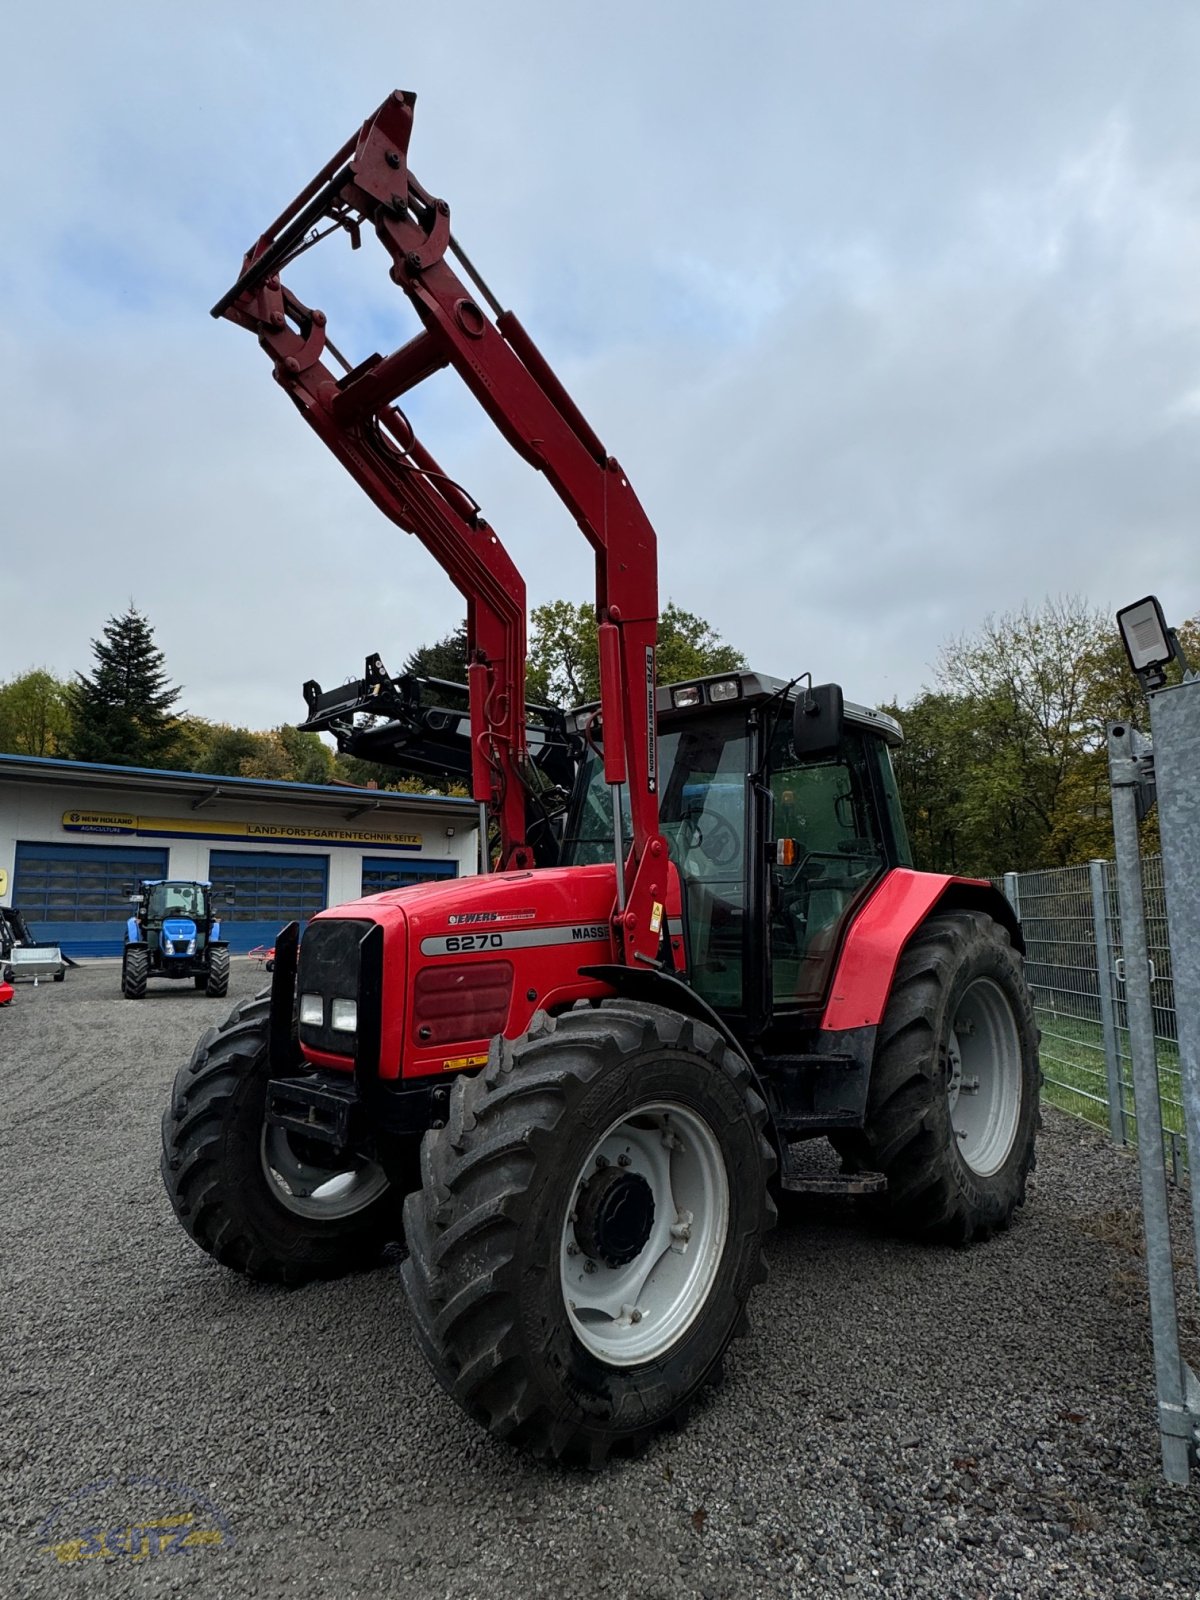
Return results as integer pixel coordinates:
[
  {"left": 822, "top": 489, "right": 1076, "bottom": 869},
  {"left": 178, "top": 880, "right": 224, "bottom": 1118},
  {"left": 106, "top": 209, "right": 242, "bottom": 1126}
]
[{"left": 1117, "top": 595, "right": 1175, "bottom": 687}]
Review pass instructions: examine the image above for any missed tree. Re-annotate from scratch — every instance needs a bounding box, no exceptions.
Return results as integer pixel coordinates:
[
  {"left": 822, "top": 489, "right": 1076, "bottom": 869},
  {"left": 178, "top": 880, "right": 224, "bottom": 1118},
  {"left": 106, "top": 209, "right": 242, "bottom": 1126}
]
[
  {"left": 404, "top": 623, "right": 469, "bottom": 683},
  {"left": 171, "top": 718, "right": 337, "bottom": 784},
  {"left": 0, "top": 668, "right": 72, "bottom": 756},
  {"left": 68, "top": 606, "right": 181, "bottom": 768},
  {"left": 889, "top": 598, "right": 1200, "bottom": 875},
  {"left": 526, "top": 599, "right": 746, "bottom": 706}
]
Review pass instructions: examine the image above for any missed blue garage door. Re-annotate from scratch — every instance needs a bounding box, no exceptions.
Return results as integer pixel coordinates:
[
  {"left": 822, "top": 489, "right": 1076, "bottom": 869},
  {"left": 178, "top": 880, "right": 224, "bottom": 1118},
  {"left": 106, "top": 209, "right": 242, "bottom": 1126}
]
[
  {"left": 12, "top": 841, "right": 170, "bottom": 958},
  {"left": 360, "top": 857, "right": 458, "bottom": 896},
  {"left": 208, "top": 850, "right": 329, "bottom": 952}
]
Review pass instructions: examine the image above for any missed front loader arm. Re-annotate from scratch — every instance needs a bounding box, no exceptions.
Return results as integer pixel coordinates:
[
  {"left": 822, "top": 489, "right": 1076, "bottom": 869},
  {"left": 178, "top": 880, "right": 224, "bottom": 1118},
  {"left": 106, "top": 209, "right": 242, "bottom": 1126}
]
[{"left": 213, "top": 91, "right": 667, "bottom": 961}]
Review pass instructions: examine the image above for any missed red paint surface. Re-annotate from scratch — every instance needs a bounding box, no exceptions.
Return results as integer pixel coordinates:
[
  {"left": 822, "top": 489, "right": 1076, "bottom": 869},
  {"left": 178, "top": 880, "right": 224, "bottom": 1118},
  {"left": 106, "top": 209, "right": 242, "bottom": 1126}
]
[
  {"left": 299, "top": 864, "right": 620, "bottom": 1080},
  {"left": 819, "top": 869, "right": 995, "bottom": 1031}
]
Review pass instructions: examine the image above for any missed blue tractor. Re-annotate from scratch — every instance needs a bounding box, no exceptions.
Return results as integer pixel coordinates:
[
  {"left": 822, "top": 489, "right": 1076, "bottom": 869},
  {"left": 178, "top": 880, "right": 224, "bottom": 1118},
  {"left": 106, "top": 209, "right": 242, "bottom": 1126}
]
[{"left": 121, "top": 879, "right": 232, "bottom": 999}]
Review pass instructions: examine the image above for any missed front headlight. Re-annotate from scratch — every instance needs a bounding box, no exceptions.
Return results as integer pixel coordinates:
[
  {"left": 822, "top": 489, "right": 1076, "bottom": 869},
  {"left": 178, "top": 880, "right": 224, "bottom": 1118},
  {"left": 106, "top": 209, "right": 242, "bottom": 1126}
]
[
  {"left": 330, "top": 998, "right": 358, "bottom": 1034},
  {"left": 187, "top": 939, "right": 196, "bottom": 955},
  {"left": 299, "top": 992, "right": 324, "bottom": 1027}
]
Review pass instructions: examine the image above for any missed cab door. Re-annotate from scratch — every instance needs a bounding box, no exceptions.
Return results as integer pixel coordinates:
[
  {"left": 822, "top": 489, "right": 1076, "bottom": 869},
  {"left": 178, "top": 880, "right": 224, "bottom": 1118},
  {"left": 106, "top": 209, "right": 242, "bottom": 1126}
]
[{"left": 768, "top": 732, "right": 887, "bottom": 1009}]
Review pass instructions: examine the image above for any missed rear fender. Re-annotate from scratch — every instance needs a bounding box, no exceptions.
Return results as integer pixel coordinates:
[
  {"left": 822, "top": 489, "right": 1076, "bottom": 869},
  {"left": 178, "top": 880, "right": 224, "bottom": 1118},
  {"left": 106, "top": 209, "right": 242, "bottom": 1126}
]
[{"left": 819, "top": 870, "right": 1022, "bottom": 1033}]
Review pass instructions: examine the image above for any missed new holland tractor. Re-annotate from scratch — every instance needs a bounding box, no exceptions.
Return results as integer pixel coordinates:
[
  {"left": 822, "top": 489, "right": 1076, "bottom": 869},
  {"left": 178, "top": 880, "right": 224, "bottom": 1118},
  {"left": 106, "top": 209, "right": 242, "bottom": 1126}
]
[
  {"left": 123, "top": 879, "right": 230, "bottom": 999},
  {"left": 161, "top": 93, "right": 1039, "bottom": 1465}
]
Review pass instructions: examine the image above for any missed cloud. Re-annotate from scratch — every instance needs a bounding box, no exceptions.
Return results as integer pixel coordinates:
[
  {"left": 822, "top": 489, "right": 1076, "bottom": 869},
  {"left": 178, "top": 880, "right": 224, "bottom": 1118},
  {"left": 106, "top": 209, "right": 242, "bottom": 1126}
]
[{"left": 2, "top": 0, "right": 1198, "bottom": 731}]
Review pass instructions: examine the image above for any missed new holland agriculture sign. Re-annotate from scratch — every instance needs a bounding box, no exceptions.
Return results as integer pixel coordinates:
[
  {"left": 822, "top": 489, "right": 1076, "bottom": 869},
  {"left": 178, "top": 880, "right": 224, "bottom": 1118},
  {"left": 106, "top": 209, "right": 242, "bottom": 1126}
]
[{"left": 61, "top": 810, "right": 423, "bottom": 852}]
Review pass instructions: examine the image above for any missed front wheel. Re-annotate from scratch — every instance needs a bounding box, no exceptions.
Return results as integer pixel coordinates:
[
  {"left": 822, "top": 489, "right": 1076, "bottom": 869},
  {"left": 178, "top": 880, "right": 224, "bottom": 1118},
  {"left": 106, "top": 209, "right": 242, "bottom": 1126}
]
[
  {"left": 161, "top": 993, "right": 399, "bottom": 1282},
  {"left": 833, "top": 911, "right": 1040, "bottom": 1243},
  {"left": 205, "top": 945, "right": 230, "bottom": 999},
  {"left": 401, "top": 1000, "right": 775, "bottom": 1465},
  {"left": 122, "top": 946, "right": 148, "bottom": 999}
]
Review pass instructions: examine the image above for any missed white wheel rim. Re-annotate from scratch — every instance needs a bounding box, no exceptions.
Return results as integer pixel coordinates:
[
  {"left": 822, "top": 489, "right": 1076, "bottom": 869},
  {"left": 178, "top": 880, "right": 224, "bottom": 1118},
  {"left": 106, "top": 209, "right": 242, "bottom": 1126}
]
[
  {"left": 260, "top": 1126, "right": 390, "bottom": 1220},
  {"left": 560, "top": 1101, "right": 730, "bottom": 1367},
  {"left": 947, "top": 976, "right": 1023, "bottom": 1178}
]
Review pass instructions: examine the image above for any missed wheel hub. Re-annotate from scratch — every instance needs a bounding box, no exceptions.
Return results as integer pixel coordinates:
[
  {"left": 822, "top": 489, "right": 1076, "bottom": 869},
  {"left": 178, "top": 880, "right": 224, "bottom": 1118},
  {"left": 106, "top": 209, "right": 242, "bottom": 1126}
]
[{"left": 575, "top": 1166, "right": 656, "bottom": 1267}]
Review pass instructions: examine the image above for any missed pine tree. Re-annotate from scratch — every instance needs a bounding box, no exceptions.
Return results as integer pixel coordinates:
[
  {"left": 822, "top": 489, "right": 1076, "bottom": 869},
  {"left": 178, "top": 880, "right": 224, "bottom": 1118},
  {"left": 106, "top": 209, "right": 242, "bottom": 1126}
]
[{"left": 68, "top": 606, "right": 181, "bottom": 768}]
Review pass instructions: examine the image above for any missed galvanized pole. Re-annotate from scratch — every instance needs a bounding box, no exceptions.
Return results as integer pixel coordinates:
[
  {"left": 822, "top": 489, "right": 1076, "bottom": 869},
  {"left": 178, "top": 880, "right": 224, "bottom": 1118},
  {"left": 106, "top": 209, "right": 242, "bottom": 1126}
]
[
  {"left": 1089, "top": 858, "right": 1126, "bottom": 1145},
  {"left": 1002, "top": 870, "right": 1021, "bottom": 922},
  {"left": 1108, "top": 721, "right": 1192, "bottom": 1483},
  {"left": 1147, "top": 677, "right": 1200, "bottom": 1304}
]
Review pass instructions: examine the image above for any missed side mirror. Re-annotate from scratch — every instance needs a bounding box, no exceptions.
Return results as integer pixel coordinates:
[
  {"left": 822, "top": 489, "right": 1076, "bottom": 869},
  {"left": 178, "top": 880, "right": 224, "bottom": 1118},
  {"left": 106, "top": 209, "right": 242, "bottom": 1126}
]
[{"left": 792, "top": 683, "right": 844, "bottom": 757}]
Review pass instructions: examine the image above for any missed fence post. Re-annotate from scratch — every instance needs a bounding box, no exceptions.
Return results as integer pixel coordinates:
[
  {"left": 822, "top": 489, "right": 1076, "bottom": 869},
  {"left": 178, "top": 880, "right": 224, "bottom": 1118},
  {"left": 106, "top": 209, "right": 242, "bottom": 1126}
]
[
  {"left": 1090, "top": 858, "right": 1127, "bottom": 1145},
  {"left": 1003, "top": 871, "right": 1021, "bottom": 921},
  {"left": 1109, "top": 720, "right": 1192, "bottom": 1484}
]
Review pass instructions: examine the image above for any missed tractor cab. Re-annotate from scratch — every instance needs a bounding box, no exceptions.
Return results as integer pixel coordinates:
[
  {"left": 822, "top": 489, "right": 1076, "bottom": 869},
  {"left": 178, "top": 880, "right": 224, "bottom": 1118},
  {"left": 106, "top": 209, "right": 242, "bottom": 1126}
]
[
  {"left": 141, "top": 880, "right": 213, "bottom": 929},
  {"left": 562, "top": 671, "right": 910, "bottom": 1033}
]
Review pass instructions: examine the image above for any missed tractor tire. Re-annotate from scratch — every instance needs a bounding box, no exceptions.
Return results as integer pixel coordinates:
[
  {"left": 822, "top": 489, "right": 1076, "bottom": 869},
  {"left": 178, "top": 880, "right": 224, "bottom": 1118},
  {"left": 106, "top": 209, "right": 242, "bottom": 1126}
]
[
  {"left": 205, "top": 946, "right": 230, "bottom": 999},
  {"left": 832, "top": 911, "right": 1040, "bottom": 1244},
  {"left": 401, "top": 999, "right": 775, "bottom": 1465},
  {"left": 161, "top": 992, "right": 400, "bottom": 1283},
  {"left": 122, "top": 947, "right": 148, "bottom": 1000}
]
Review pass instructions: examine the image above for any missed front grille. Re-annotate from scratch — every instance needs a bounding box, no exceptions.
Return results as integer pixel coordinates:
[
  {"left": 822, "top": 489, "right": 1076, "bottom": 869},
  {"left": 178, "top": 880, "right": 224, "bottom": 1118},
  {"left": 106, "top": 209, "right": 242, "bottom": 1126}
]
[{"left": 297, "top": 918, "right": 374, "bottom": 1055}]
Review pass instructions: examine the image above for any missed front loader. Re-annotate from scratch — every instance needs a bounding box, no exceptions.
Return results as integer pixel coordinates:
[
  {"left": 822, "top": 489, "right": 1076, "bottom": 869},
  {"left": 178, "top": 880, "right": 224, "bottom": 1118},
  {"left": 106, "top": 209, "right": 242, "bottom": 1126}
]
[{"left": 161, "top": 93, "right": 1039, "bottom": 1466}]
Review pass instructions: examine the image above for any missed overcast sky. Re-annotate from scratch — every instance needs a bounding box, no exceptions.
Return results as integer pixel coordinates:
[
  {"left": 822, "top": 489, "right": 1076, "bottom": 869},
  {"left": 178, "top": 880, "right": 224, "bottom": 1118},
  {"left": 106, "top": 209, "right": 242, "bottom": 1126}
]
[{"left": 3, "top": 1, "right": 1198, "bottom": 730}]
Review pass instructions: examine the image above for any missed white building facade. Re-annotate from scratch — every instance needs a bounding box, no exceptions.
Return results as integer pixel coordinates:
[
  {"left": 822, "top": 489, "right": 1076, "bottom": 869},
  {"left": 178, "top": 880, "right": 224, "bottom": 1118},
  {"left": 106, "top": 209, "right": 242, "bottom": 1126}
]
[{"left": 0, "top": 755, "right": 479, "bottom": 957}]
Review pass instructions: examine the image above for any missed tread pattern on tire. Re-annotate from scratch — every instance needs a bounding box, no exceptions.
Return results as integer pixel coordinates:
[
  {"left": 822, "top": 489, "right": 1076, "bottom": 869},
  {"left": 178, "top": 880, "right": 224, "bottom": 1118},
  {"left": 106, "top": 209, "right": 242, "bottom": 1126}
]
[
  {"left": 161, "top": 991, "right": 396, "bottom": 1284},
  {"left": 401, "top": 998, "right": 776, "bottom": 1465},
  {"left": 122, "top": 946, "right": 148, "bottom": 999},
  {"left": 205, "top": 945, "right": 230, "bottom": 999},
  {"left": 834, "top": 911, "right": 1040, "bottom": 1244}
]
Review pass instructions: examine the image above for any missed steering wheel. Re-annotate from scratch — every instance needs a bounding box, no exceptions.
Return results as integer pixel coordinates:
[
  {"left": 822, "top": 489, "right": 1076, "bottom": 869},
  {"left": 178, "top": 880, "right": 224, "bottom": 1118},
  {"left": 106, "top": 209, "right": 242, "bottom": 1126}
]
[{"left": 688, "top": 811, "right": 740, "bottom": 867}]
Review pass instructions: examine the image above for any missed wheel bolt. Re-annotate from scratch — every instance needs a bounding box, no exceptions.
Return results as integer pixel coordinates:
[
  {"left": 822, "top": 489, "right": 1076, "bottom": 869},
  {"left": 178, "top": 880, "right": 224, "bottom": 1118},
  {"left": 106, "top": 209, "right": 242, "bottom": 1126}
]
[
  {"left": 566, "top": 1241, "right": 579, "bottom": 1256},
  {"left": 596, "top": 1154, "right": 608, "bottom": 1169},
  {"left": 584, "top": 1259, "right": 597, "bottom": 1274},
  {"left": 617, "top": 1153, "right": 631, "bottom": 1167}
]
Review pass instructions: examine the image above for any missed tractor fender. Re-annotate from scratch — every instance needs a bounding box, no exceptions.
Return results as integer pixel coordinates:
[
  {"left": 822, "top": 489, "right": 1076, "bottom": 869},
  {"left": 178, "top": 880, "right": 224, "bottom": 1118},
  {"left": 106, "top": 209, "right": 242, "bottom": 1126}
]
[
  {"left": 819, "top": 870, "right": 1023, "bottom": 1034},
  {"left": 578, "top": 963, "right": 755, "bottom": 1072},
  {"left": 126, "top": 917, "right": 141, "bottom": 944}
]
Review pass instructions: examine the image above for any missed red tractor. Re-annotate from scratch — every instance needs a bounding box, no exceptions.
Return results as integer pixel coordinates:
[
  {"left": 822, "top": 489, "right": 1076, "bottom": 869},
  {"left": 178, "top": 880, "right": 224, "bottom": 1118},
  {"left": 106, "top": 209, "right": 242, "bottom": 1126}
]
[{"left": 162, "top": 93, "right": 1039, "bottom": 1465}]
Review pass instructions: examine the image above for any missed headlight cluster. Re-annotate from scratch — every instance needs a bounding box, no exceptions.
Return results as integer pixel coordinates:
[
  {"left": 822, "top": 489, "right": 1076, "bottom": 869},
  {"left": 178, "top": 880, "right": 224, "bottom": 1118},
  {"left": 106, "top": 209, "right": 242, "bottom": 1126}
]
[{"left": 300, "top": 992, "right": 358, "bottom": 1034}]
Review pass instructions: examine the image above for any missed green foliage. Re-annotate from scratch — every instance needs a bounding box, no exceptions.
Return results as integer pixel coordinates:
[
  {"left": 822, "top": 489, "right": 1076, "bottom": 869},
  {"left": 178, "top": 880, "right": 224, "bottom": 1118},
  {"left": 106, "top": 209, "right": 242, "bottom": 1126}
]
[
  {"left": 525, "top": 599, "right": 746, "bottom": 706},
  {"left": 0, "top": 668, "right": 72, "bottom": 756},
  {"left": 890, "top": 597, "right": 1200, "bottom": 875},
  {"left": 172, "top": 718, "right": 336, "bottom": 784},
  {"left": 404, "top": 624, "right": 469, "bottom": 683},
  {"left": 68, "top": 606, "right": 181, "bottom": 768}
]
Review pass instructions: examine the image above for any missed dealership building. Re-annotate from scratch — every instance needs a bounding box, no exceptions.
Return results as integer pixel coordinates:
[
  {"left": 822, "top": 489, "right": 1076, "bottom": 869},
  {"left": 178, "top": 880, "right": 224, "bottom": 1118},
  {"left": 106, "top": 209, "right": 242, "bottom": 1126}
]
[{"left": 0, "top": 754, "right": 480, "bottom": 958}]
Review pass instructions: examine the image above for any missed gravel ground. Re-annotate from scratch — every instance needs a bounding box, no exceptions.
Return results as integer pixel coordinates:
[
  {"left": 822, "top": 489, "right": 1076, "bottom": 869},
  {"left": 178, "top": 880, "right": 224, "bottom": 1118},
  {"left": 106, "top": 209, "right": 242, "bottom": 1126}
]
[{"left": 2, "top": 962, "right": 1199, "bottom": 1600}]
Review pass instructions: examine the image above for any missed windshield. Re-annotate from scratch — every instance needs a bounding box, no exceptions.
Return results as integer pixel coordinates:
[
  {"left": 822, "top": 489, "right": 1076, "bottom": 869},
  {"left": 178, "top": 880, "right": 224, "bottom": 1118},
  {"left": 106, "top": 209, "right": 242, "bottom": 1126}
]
[
  {"left": 149, "top": 884, "right": 208, "bottom": 921},
  {"left": 562, "top": 715, "right": 750, "bottom": 1010}
]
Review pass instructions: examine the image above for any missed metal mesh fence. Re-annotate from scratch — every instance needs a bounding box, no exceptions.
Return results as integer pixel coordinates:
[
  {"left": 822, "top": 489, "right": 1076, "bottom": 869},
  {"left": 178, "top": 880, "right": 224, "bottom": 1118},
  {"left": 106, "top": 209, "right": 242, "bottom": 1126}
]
[{"left": 999, "top": 856, "right": 1184, "bottom": 1168}]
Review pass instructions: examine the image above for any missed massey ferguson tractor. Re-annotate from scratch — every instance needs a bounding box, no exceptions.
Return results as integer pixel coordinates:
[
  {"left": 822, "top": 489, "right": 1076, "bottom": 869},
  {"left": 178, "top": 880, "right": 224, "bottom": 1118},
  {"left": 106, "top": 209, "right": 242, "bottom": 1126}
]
[{"left": 162, "top": 92, "right": 1039, "bottom": 1465}]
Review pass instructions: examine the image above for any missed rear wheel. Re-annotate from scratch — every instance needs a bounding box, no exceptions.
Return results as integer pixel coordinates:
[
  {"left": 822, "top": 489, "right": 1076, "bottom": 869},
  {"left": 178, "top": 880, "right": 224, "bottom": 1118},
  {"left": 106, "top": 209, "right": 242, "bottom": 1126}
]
[
  {"left": 401, "top": 1000, "right": 775, "bottom": 1464},
  {"left": 122, "top": 946, "right": 148, "bottom": 1000},
  {"left": 161, "top": 993, "right": 399, "bottom": 1282},
  {"left": 206, "top": 945, "right": 230, "bottom": 999},
  {"left": 833, "top": 911, "right": 1039, "bottom": 1242}
]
